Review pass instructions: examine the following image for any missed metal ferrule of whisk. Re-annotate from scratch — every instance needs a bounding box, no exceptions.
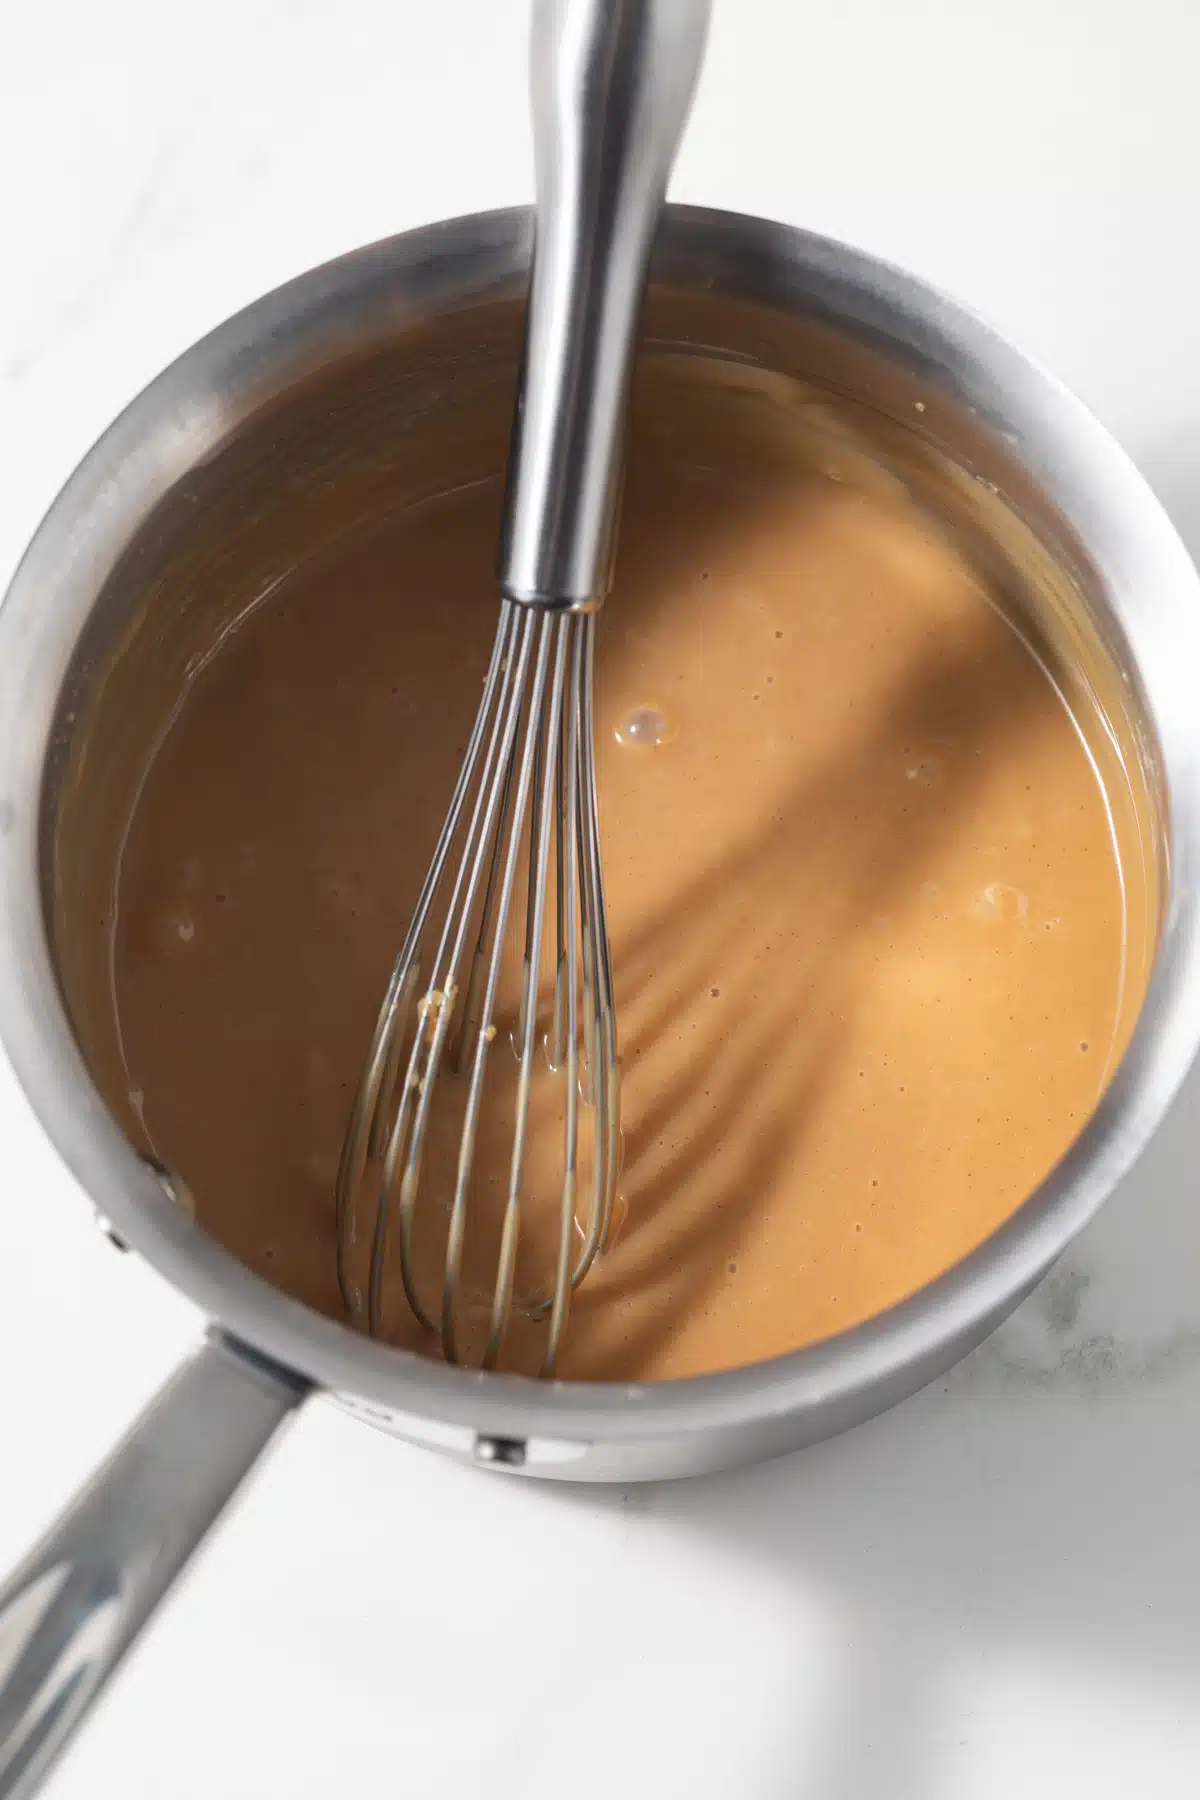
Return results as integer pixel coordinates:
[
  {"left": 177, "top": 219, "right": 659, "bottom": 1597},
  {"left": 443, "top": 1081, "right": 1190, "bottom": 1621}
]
[{"left": 335, "top": 0, "right": 710, "bottom": 1376}]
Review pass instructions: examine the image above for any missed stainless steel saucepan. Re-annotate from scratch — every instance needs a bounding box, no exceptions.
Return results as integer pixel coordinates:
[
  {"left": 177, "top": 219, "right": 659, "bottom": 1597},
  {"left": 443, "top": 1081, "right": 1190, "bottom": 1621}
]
[{"left": 2, "top": 203, "right": 1199, "bottom": 1794}]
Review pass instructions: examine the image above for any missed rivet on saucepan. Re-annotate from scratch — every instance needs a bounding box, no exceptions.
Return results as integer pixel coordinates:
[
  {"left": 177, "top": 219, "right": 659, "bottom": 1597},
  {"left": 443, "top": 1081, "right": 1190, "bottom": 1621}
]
[
  {"left": 474, "top": 1435, "right": 527, "bottom": 1470},
  {"left": 93, "top": 1212, "right": 129, "bottom": 1253}
]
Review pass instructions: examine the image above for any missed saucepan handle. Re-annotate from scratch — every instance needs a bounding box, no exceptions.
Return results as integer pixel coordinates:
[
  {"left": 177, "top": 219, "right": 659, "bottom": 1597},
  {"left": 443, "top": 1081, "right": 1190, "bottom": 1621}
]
[{"left": 0, "top": 1333, "right": 306, "bottom": 1799}]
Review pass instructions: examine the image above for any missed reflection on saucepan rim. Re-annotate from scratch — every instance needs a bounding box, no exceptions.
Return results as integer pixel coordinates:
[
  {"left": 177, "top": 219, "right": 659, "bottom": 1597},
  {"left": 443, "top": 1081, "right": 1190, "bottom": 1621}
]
[{"left": 54, "top": 322, "right": 1159, "bottom": 1384}]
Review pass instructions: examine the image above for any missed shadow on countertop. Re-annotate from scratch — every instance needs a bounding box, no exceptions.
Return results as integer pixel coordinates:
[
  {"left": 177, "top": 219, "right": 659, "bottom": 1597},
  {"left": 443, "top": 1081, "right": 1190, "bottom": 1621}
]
[
  {"left": 605, "top": 1036, "right": 1200, "bottom": 1796},
  {"left": 572, "top": 432, "right": 1200, "bottom": 1795},
  {"left": 521, "top": 428, "right": 1200, "bottom": 1795}
]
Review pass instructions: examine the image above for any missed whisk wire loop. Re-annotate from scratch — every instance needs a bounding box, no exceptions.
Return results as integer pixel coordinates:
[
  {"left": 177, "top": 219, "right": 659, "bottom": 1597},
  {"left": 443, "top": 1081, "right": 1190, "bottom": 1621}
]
[{"left": 336, "top": 600, "right": 619, "bottom": 1374}]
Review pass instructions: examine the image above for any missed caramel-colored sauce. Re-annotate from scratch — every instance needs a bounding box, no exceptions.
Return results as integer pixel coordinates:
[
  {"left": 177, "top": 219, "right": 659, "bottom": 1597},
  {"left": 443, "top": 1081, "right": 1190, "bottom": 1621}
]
[{"left": 61, "top": 355, "right": 1154, "bottom": 1380}]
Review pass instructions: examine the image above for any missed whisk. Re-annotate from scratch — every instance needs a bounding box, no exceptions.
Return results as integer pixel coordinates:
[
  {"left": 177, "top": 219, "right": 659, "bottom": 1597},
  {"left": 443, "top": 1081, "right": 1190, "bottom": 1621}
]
[{"left": 335, "top": 0, "right": 710, "bottom": 1374}]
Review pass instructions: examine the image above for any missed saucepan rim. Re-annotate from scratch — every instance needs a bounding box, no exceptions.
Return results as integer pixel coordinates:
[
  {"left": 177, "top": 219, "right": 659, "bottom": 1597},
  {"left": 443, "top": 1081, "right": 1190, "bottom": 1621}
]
[{"left": 1, "top": 203, "right": 1198, "bottom": 1451}]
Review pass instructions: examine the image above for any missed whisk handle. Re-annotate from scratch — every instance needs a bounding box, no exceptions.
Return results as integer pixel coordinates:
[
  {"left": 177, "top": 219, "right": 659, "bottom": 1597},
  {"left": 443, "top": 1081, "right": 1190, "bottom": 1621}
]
[{"left": 498, "top": 0, "right": 710, "bottom": 612}]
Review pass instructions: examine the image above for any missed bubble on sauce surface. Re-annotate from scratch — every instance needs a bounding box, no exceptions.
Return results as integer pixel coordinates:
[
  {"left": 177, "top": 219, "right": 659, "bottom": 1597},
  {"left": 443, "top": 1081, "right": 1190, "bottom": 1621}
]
[
  {"left": 904, "top": 745, "right": 948, "bottom": 786},
  {"left": 973, "top": 881, "right": 1029, "bottom": 924},
  {"left": 615, "top": 705, "right": 672, "bottom": 748},
  {"left": 155, "top": 909, "right": 196, "bottom": 951}
]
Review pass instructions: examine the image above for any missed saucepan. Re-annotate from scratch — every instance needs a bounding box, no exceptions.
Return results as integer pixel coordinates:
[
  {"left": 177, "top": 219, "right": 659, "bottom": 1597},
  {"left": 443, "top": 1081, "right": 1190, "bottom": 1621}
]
[{"left": 2, "top": 205, "right": 1199, "bottom": 1795}]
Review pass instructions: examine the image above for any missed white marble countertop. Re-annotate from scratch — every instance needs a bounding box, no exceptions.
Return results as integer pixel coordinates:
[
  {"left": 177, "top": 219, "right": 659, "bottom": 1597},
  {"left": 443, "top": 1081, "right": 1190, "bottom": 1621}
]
[{"left": 3, "top": 2, "right": 1200, "bottom": 1794}]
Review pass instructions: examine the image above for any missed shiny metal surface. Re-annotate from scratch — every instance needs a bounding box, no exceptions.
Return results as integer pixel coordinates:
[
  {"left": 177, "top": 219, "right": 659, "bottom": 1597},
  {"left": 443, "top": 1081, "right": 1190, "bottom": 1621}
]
[
  {"left": 335, "top": 603, "right": 620, "bottom": 1375},
  {"left": 498, "top": 0, "right": 709, "bottom": 608},
  {"left": 334, "top": 0, "right": 702, "bottom": 1372},
  {"left": 0, "top": 205, "right": 1198, "bottom": 1489},
  {"left": 0, "top": 1338, "right": 303, "bottom": 1800}
]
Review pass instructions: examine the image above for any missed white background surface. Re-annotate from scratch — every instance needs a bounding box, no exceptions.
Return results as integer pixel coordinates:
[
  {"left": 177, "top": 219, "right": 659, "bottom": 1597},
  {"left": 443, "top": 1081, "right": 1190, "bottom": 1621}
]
[{"left": 3, "top": 2, "right": 1200, "bottom": 1795}]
